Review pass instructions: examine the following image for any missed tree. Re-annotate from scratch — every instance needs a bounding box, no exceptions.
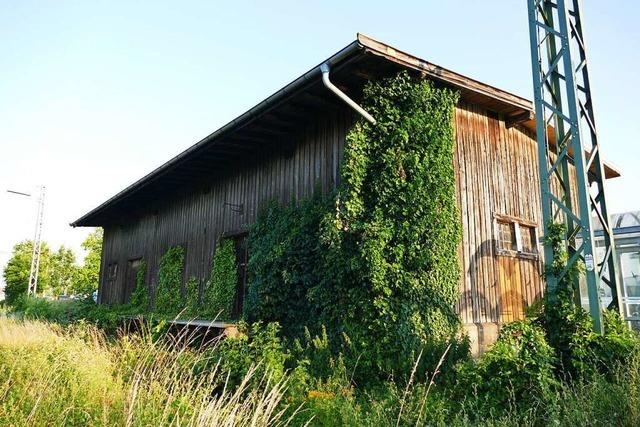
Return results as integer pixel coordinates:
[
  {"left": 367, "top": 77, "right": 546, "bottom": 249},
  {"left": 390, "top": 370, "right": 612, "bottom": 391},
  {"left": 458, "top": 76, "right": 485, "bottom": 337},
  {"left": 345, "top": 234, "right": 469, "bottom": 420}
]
[
  {"left": 49, "top": 246, "right": 78, "bottom": 296},
  {"left": 73, "top": 229, "right": 103, "bottom": 295},
  {"left": 2, "top": 240, "right": 51, "bottom": 304}
]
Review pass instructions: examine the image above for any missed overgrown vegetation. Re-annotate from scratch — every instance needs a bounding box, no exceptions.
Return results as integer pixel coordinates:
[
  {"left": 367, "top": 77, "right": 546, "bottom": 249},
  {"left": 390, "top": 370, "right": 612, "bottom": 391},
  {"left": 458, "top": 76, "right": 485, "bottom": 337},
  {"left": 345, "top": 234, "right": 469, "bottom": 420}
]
[
  {"left": 5, "top": 71, "right": 640, "bottom": 426},
  {"left": 154, "top": 245, "right": 185, "bottom": 314},
  {"left": 245, "top": 194, "right": 329, "bottom": 335},
  {"left": 129, "top": 259, "right": 148, "bottom": 310},
  {"left": 538, "top": 222, "right": 640, "bottom": 379},
  {"left": 203, "top": 238, "right": 238, "bottom": 319},
  {"left": 246, "top": 72, "right": 466, "bottom": 381},
  {"left": 3, "top": 312, "right": 639, "bottom": 426},
  {"left": 0, "top": 317, "right": 296, "bottom": 426}
]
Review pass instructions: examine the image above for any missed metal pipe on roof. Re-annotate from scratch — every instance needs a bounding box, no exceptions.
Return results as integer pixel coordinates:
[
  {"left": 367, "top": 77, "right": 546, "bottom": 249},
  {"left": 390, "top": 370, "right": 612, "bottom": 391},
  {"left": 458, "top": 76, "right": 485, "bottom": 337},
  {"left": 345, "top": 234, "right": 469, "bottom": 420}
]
[
  {"left": 320, "top": 63, "right": 376, "bottom": 125},
  {"left": 71, "top": 41, "right": 365, "bottom": 227}
]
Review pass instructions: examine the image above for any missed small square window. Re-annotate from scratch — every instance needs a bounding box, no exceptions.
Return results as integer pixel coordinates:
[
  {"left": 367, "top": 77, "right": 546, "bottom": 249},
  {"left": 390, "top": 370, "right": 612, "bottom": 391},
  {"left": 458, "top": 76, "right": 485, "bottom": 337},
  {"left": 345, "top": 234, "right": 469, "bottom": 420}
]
[{"left": 495, "top": 215, "right": 538, "bottom": 257}]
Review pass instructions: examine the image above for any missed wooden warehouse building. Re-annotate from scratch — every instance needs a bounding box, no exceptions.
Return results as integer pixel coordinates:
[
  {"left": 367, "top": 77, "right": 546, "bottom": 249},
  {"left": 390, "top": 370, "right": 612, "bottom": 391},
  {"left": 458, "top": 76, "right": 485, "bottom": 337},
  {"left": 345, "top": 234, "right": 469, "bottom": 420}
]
[{"left": 72, "top": 34, "right": 620, "bottom": 353}]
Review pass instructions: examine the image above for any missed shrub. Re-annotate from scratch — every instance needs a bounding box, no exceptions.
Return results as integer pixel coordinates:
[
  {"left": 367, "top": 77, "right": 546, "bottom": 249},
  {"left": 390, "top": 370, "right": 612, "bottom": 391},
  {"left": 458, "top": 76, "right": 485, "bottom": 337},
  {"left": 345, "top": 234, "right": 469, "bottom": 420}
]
[
  {"left": 208, "top": 321, "right": 290, "bottom": 389},
  {"left": 203, "top": 239, "right": 237, "bottom": 319},
  {"left": 539, "top": 222, "right": 640, "bottom": 379},
  {"left": 454, "top": 319, "right": 558, "bottom": 415}
]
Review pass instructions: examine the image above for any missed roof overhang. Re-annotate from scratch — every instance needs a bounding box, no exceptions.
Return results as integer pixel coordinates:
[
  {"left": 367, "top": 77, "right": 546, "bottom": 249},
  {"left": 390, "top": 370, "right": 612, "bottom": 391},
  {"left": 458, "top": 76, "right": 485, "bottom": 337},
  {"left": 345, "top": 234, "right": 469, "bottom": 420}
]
[{"left": 72, "top": 33, "right": 620, "bottom": 227}]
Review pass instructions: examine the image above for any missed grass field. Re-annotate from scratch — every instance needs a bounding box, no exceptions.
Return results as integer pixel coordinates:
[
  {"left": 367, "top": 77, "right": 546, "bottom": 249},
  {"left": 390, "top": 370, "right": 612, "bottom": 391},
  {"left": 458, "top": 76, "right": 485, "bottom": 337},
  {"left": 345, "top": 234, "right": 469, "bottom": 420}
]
[
  {"left": 2, "top": 313, "right": 640, "bottom": 426},
  {"left": 0, "top": 317, "right": 296, "bottom": 426}
]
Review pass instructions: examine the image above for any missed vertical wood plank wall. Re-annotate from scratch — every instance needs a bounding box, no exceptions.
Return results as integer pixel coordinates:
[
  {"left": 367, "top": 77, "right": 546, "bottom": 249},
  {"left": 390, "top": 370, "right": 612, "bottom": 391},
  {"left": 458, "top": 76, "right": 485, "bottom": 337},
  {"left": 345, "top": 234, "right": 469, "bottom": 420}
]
[
  {"left": 99, "top": 101, "right": 555, "bottom": 335},
  {"left": 99, "top": 110, "right": 353, "bottom": 304},
  {"left": 454, "top": 102, "right": 545, "bottom": 327}
]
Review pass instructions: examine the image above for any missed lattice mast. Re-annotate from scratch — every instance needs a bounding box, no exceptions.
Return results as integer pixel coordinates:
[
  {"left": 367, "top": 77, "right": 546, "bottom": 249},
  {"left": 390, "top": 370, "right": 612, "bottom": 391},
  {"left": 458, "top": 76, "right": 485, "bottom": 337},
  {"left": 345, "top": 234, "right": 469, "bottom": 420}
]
[
  {"left": 27, "top": 186, "right": 45, "bottom": 295},
  {"left": 527, "top": 0, "right": 623, "bottom": 332}
]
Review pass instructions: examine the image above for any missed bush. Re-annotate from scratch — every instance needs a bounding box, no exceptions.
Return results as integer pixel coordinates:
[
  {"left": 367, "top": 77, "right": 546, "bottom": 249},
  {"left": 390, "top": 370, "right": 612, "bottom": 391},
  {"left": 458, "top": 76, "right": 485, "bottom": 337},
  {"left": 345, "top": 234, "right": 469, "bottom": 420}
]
[
  {"left": 454, "top": 320, "right": 558, "bottom": 414},
  {"left": 539, "top": 222, "right": 640, "bottom": 379},
  {"left": 207, "top": 322, "right": 290, "bottom": 389}
]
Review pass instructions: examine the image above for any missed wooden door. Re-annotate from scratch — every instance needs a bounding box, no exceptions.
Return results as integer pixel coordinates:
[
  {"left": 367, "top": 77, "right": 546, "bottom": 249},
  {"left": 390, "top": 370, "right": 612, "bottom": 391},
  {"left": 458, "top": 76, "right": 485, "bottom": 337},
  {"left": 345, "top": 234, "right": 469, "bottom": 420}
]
[
  {"left": 231, "top": 235, "right": 248, "bottom": 319},
  {"left": 497, "top": 256, "right": 525, "bottom": 322},
  {"left": 122, "top": 258, "right": 142, "bottom": 304}
]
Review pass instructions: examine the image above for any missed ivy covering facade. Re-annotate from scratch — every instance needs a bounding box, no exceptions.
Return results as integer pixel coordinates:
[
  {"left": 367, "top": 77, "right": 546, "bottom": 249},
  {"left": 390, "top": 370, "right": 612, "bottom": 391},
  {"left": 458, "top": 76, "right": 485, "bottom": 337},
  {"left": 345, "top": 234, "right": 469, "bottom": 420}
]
[
  {"left": 246, "top": 72, "right": 465, "bottom": 376},
  {"left": 155, "top": 246, "right": 185, "bottom": 314},
  {"left": 203, "top": 239, "right": 238, "bottom": 319}
]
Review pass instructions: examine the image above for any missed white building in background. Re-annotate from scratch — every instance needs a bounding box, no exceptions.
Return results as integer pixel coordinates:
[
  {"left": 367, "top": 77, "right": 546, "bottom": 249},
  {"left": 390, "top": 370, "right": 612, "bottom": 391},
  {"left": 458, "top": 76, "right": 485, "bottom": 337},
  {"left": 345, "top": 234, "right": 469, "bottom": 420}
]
[{"left": 594, "top": 211, "right": 640, "bottom": 329}]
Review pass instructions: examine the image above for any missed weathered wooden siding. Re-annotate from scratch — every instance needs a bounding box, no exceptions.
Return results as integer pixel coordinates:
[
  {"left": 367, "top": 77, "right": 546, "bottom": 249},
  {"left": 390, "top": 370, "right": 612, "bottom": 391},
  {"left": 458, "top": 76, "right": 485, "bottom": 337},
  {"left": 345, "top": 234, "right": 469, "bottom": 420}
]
[
  {"left": 454, "top": 102, "right": 544, "bottom": 326},
  {"left": 98, "top": 110, "right": 354, "bottom": 304},
  {"left": 99, "top": 100, "right": 560, "bottom": 337}
]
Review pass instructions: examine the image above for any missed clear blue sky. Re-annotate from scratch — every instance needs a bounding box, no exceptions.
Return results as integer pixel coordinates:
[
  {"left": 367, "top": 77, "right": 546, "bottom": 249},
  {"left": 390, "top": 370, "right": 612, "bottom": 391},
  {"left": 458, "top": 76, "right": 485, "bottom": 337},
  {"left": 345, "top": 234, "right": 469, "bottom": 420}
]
[{"left": 1, "top": 1, "right": 638, "bottom": 278}]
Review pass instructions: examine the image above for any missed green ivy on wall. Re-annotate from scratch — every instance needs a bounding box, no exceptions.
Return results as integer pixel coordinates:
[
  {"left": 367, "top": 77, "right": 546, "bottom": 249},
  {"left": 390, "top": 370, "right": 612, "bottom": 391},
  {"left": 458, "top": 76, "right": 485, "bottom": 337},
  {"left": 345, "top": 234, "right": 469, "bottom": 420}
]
[
  {"left": 245, "top": 72, "right": 466, "bottom": 379},
  {"left": 185, "top": 276, "right": 200, "bottom": 315},
  {"left": 203, "top": 239, "right": 238, "bottom": 320},
  {"left": 129, "top": 259, "right": 148, "bottom": 309},
  {"left": 322, "top": 71, "right": 463, "bottom": 376},
  {"left": 155, "top": 246, "right": 185, "bottom": 314},
  {"left": 245, "top": 193, "right": 329, "bottom": 334}
]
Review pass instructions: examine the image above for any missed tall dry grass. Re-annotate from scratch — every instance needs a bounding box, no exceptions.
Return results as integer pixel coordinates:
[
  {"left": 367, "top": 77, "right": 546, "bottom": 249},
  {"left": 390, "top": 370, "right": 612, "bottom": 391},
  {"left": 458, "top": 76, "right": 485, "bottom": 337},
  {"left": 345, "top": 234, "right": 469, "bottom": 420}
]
[{"left": 0, "top": 317, "right": 298, "bottom": 426}]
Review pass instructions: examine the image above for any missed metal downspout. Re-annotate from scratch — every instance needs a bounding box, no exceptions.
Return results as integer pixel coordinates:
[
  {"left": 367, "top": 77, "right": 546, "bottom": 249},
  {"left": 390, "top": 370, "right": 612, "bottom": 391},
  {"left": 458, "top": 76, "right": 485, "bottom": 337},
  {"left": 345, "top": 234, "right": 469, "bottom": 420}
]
[{"left": 320, "top": 63, "right": 376, "bottom": 125}]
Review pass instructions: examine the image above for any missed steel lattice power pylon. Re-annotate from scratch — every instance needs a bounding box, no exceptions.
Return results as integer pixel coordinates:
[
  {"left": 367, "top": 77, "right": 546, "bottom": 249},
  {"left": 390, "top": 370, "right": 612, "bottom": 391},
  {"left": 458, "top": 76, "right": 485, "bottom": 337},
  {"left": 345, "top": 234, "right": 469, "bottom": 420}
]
[
  {"left": 27, "top": 186, "right": 46, "bottom": 295},
  {"left": 527, "top": 0, "right": 624, "bottom": 332}
]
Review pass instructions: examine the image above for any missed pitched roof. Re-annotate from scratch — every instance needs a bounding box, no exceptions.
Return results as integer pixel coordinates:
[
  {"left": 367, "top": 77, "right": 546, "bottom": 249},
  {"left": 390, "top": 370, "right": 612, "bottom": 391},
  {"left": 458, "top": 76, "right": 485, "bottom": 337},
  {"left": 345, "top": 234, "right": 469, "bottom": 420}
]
[{"left": 72, "top": 33, "right": 620, "bottom": 227}]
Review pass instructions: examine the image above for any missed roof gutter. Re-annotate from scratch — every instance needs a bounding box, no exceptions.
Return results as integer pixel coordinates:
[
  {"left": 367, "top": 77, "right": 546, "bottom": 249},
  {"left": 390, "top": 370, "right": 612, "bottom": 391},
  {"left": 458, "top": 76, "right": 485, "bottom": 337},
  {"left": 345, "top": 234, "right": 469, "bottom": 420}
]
[
  {"left": 320, "top": 63, "right": 376, "bottom": 124},
  {"left": 71, "top": 41, "right": 365, "bottom": 227}
]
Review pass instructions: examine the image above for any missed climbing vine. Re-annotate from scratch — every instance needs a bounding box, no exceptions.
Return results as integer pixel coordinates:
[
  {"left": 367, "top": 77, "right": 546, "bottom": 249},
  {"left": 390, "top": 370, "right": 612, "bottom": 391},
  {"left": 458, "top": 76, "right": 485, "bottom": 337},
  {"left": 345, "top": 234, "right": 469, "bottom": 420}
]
[
  {"left": 155, "top": 246, "right": 185, "bottom": 314},
  {"left": 319, "top": 71, "right": 463, "bottom": 375},
  {"left": 185, "top": 277, "right": 200, "bottom": 315},
  {"left": 245, "top": 194, "right": 329, "bottom": 334},
  {"left": 203, "top": 239, "right": 238, "bottom": 319},
  {"left": 539, "top": 222, "right": 639, "bottom": 378},
  {"left": 246, "top": 72, "right": 465, "bottom": 378},
  {"left": 129, "top": 259, "right": 148, "bottom": 310}
]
